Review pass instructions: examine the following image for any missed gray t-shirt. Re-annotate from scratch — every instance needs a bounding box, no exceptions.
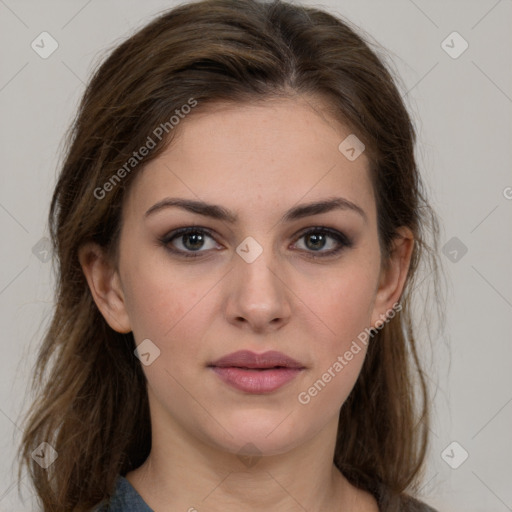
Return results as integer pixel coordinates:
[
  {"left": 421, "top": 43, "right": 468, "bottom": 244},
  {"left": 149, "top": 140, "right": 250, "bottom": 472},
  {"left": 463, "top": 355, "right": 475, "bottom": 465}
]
[
  {"left": 94, "top": 476, "right": 153, "bottom": 511},
  {"left": 94, "top": 475, "right": 439, "bottom": 511}
]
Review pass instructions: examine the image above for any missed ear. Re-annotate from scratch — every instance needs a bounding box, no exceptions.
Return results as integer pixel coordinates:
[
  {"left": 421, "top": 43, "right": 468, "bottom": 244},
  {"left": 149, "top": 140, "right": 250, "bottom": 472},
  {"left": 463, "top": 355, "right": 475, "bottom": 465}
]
[
  {"left": 370, "top": 226, "right": 414, "bottom": 328},
  {"left": 78, "top": 242, "right": 132, "bottom": 333}
]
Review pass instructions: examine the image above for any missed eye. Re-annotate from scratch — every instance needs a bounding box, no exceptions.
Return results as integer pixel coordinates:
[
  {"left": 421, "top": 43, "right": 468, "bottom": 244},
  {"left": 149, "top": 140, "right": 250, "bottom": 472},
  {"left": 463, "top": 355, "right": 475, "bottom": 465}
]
[
  {"left": 293, "top": 227, "right": 353, "bottom": 258},
  {"left": 160, "top": 227, "right": 218, "bottom": 258},
  {"left": 160, "top": 226, "right": 353, "bottom": 259}
]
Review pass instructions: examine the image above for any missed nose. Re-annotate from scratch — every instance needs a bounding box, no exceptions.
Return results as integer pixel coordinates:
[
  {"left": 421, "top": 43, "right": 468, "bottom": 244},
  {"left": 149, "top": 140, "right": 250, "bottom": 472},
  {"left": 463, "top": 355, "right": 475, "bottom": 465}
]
[{"left": 224, "top": 246, "right": 292, "bottom": 334}]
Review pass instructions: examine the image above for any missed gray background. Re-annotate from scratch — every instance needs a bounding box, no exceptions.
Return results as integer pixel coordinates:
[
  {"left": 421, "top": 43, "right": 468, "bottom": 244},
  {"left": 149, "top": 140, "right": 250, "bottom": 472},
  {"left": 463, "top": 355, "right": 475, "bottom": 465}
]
[{"left": 1, "top": 0, "right": 511, "bottom": 510}]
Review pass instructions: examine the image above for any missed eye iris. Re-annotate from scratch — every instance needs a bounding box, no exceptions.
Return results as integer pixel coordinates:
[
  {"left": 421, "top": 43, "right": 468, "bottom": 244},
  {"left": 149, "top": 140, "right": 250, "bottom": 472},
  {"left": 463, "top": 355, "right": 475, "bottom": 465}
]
[
  {"left": 183, "top": 232, "right": 204, "bottom": 250},
  {"left": 305, "top": 233, "right": 326, "bottom": 250}
]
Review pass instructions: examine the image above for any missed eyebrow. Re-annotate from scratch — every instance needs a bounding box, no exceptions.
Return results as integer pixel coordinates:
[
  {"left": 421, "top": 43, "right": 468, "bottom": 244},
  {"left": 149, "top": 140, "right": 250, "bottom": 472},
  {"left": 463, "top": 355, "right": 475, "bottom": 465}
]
[{"left": 144, "top": 196, "right": 367, "bottom": 223}]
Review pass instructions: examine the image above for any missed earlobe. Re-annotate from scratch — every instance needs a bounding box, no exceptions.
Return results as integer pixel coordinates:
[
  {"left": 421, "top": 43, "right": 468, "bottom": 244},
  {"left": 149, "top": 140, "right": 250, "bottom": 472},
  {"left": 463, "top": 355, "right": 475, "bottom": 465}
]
[
  {"left": 78, "top": 242, "right": 132, "bottom": 333},
  {"left": 370, "top": 227, "right": 414, "bottom": 328}
]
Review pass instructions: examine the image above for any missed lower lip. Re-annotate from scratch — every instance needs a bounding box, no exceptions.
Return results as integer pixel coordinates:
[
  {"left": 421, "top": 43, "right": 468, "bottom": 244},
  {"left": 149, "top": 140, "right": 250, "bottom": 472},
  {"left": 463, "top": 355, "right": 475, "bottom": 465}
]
[{"left": 210, "top": 366, "right": 303, "bottom": 393}]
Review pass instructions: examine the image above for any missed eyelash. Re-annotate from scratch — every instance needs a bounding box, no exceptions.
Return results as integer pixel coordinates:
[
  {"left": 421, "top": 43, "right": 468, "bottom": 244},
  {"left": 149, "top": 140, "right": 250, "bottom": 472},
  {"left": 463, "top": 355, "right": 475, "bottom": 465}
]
[{"left": 159, "top": 226, "right": 353, "bottom": 260}]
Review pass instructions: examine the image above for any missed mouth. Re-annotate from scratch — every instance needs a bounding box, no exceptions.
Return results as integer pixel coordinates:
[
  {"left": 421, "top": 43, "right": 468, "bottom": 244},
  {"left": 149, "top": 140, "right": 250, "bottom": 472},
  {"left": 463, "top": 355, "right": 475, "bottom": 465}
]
[{"left": 208, "top": 350, "right": 305, "bottom": 394}]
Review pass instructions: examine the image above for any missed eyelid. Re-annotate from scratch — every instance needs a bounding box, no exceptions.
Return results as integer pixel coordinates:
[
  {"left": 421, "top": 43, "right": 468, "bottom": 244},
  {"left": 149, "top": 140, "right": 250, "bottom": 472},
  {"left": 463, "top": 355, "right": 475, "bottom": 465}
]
[{"left": 293, "top": 225, "right": 352, "bottom": 245}]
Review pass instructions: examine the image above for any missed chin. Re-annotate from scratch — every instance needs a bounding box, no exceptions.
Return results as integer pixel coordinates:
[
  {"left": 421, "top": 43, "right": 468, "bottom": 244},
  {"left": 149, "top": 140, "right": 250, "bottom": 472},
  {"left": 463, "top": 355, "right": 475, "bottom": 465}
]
[{"left": 201, "top": 414, "right": 308, "bottom": 458}]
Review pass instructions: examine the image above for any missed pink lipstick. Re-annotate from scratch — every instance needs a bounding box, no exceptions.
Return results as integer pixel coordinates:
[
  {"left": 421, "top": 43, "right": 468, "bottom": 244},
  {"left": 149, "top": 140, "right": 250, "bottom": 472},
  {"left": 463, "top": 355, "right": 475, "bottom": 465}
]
[{"left": 209, "top": 350, "right": 305, "bottom": 394}]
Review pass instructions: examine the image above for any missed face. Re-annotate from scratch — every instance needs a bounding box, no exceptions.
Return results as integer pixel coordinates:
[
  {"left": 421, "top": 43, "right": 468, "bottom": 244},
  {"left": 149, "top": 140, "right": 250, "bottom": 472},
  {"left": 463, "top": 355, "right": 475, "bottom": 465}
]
[{"left": 83, "top": 96, "right": 411, "bottom": 458}]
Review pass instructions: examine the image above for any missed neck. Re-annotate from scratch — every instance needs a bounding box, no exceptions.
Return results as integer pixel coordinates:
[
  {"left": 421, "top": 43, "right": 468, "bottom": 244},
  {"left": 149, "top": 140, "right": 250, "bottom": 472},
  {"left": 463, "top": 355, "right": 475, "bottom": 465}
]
[{"left": 127, "top": 419, "right": 352, "bottom": 511}]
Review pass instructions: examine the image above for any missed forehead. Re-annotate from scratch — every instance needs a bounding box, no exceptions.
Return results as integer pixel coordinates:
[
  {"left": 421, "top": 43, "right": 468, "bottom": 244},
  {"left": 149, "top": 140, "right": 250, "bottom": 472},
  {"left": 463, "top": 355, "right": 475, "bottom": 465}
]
[{"left": 124, "top": 97, "right": 376, "bottom": 223}]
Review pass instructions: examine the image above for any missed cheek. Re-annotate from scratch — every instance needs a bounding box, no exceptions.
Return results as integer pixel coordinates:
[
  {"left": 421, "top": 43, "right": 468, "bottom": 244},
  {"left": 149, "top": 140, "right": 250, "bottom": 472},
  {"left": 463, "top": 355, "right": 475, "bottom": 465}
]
[
  {"left": 307, "top": 263, "right": 378, "bottom": 345},
  {"left": 293, "top": 263, "right": 378, "bottom": 405},
  {"left": 121, "top": 256, "right": 204, "bottom": 348}
]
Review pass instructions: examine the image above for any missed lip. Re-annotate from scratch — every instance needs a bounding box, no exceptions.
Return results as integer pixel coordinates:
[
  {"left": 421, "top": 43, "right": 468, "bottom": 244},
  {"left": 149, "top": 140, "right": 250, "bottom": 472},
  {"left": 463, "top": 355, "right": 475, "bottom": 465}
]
[
  {"left": 210, "top": 350, "right": 304, "bottom": 369},
  {"left": 208, "top": 350, "right": 305, "bottom": 394}
]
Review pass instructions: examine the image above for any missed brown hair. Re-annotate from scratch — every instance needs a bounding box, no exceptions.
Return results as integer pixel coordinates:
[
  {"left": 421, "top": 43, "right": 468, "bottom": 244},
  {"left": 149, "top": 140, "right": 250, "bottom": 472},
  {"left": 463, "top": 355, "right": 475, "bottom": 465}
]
[{"left": 17, "top": 0, "right": 445, "bottom": 510}]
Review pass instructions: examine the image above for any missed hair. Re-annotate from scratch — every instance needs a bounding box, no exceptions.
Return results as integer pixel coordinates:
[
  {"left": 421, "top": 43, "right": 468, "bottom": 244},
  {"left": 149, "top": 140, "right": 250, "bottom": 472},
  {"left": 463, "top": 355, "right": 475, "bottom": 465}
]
[{"left": 17, "top": 0, "right": 445, "bottom": 510}]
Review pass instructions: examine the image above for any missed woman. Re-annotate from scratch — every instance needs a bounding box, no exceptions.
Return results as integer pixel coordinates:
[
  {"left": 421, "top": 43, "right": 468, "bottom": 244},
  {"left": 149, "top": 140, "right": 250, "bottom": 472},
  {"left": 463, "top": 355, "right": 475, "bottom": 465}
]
[{"left": 18, "top": 0, "right": 444, "bottom": 510}]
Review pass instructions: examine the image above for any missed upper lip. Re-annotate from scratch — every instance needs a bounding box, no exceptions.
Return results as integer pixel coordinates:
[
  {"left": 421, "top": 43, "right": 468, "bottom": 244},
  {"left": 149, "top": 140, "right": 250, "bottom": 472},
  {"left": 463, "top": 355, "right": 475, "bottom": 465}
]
[{"left": 209, "top": 350, "right": 305, "bottom": 369}]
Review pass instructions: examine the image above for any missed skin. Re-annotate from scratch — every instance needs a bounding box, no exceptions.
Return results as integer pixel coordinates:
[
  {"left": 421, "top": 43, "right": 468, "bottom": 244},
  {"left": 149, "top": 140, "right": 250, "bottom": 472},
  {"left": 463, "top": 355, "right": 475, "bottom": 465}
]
[{"left": 79, "top": 95, "right": 413, "bottom": 512}]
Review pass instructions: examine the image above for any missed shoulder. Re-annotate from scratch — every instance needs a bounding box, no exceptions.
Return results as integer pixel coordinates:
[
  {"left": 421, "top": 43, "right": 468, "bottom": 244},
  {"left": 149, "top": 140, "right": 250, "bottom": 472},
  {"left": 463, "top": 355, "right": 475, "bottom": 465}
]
[
  {"left": 401, "top": 494, "right": 439, "bottom": 512},
  {"left": 372, "top": 481, "right": 439, "bottom": 512},
  {"left": 92, "top": 475, "right": 154, "bottom": 512}
]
